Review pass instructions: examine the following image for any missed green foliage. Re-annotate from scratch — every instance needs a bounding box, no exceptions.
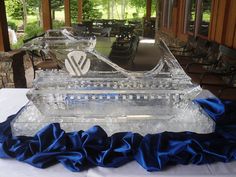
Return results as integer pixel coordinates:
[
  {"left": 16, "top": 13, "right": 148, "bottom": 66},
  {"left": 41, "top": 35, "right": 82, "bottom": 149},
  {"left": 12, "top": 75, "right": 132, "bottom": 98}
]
[
  {"left": 28, "top": 0, "right": 63, "bottom": 14},
  {"left": 151, "top": 0, "right": 157, "bottom": 15},
  {"left": 6, "top": 0, "right": 38, "bottom": 19},
  {"left": 5, "top": 0, "right": 23, "bottom": 20},
  {"left": 129, "top": 0, "right": 146, "bottom": 8},
  {"left": 83, "top": 0, "right": 103, "bottom": 20},
  {"left": 7, "top": 21, "right": 17, "bottom": 31},
  {"left": 51, "top": 0, "right": 64, "bottom": 10},
  {"left": 53, "top": 20, "right": 65, "bottom": 29},
  {"left": 24, "top": 21, "right": 43, "bottom": 39},
  {"left": 129, "top": 0, "right": 156, "bottom": 17},
  {"left": 11, "top": 21, "right": 43, "bottom": 49},
  {"left": 11, "top": 35, "right": 24, "bottom": 50},
  {"left": 6, "top": 0, "right": 64, "bottom": 20},
  {"left": 71, "top": 0, "right": 102, "bottom": 22},
  {"left": 27, "top": 0, "right": 40, "bottom": 15},
  {"left": 132, "top": 13, "right": 138, "bottom": 19}
]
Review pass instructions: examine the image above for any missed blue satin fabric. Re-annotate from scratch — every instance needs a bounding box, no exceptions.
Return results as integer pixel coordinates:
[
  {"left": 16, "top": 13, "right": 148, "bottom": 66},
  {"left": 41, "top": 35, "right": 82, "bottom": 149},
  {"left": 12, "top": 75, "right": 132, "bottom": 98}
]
[{"left": 0, "top": 98, "right": 236, "bottom": 172}]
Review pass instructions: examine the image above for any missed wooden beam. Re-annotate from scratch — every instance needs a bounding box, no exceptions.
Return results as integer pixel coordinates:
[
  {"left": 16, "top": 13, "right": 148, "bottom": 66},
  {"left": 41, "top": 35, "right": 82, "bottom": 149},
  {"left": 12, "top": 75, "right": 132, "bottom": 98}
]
[
  {"left": 64, "top": 0, "right": 71, "bottom": 26},
  {"left": 42, "top": 0, "right": 52, "bottom": 31},
  {"left": 0, "top": 0, "right": 10, "bottom": 52},
  {"left": 78, "top": 0, "right": 83, "bottom": 23},
  {"left": 146, "top": 0, "right": 152, "bottom": 19}
]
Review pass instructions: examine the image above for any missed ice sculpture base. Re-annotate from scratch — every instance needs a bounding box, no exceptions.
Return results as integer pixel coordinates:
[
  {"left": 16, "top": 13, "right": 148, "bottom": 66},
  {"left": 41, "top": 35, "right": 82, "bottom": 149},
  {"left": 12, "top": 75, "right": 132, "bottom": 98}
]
[{"left": 11, "top": 99, "right": 215, "bottom": 136}]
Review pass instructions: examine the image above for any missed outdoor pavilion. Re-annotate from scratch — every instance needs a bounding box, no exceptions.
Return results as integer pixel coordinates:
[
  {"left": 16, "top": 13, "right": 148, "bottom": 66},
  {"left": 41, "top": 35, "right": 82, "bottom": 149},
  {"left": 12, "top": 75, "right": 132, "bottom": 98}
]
[
  {"left": 0, "top": 0, "right": 154, "bottom": 88},
  {"left": 0, "top": 0, "right": 154, "bottom": 52}
]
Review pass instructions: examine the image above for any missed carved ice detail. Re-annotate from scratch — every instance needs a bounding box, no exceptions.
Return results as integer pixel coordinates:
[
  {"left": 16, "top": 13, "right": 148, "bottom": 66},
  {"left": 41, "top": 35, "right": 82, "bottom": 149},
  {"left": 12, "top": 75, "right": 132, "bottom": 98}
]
[{"left": 65, "top": 51, "right": 90, "bottom": 76}]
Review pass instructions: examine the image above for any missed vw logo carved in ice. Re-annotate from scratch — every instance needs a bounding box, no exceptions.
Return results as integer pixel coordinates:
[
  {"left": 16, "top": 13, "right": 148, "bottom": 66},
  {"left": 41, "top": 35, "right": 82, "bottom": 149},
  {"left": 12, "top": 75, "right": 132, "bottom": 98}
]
[{"left": 65, "top": 51, "right": 91, "bottom": 76}]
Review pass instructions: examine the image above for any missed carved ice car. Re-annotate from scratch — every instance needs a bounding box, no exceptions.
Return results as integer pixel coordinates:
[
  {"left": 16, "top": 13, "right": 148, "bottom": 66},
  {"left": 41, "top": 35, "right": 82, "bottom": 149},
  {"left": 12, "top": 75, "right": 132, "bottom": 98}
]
[{"left": 11, "top": 30, "right": 215, "bottom": 136}]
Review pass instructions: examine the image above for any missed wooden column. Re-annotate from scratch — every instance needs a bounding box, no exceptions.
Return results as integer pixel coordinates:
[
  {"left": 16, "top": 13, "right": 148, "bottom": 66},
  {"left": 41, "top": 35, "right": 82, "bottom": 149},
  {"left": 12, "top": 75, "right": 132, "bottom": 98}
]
[
  {"left": 146, "top": 0, "right": 152, "bottom": 19},
  {"left": 78, "top": 0, "right": 83, "bottom": 23},
  {"left": 0, "top": 0, "right": 10, "bottom": 52},
  {"left": 64, "top": 0, "right": 71, "bottom": 26},
  {"left": 12, "top": 51, "right": 27, "bottom": 88},
  {"left": 42, "top": 0, "right": 52, "bottom": 31},
  {"left": 209, "top": 0, "right": 228, "bottom": 43},
  {"left": 223, "top": 0, "right": 236, "bottom": 47}
]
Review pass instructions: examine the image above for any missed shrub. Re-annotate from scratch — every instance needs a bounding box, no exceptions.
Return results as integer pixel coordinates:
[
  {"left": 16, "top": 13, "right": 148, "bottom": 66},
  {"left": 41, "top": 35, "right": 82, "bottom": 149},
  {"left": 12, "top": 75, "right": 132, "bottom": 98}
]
[
  {"left": 53, "top": 20, "right": 65, "bottom": 29},
  {"left": 11, "top": 35, "right": 24, "bottom": 49},
  {"left": 24, "top": 21, "right": 43, "bottom": 40},
  {"left": 7, "top": 21, "right": 17, "bottom": 31}
]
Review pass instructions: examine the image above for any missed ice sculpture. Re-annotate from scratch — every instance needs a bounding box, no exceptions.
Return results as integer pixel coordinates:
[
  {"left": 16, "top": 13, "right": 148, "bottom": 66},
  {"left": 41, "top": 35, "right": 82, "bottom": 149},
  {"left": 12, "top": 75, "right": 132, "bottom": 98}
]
[{"left": 11, "top": 30, "right": 215, "bottom": 136}]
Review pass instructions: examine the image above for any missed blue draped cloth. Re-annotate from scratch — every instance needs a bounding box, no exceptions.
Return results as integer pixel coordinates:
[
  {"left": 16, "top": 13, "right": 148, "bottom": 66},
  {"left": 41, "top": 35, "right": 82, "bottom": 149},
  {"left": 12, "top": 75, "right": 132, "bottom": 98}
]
[{"left": 0, "top": 98, "right": 236, "bottom": 172}]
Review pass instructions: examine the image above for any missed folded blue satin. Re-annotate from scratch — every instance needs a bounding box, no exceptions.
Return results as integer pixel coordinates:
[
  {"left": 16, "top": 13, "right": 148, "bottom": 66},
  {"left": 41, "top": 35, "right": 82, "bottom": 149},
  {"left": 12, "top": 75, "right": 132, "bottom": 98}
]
[{"left": 0, "top": 98, "right": 236, "bottom": 172}]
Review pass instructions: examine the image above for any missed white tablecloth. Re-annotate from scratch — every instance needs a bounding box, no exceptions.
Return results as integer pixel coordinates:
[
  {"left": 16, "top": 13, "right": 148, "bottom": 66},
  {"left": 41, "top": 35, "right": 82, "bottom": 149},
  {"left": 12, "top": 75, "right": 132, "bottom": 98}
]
[{"left": 0, "top": 88, "right": 236, "bottom": 177}]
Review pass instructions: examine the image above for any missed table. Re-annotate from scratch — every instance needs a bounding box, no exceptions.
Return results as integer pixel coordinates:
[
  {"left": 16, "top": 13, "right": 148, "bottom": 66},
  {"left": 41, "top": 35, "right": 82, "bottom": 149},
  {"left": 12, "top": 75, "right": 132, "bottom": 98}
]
[{"left": 0, "top": 88, "right": 236, "bottom": 177}]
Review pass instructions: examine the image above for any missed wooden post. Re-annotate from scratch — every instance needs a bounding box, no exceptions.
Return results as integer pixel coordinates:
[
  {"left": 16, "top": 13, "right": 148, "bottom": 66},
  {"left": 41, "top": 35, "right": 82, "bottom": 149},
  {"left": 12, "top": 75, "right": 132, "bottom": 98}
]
[
  {"left": 0, "top": 0, "right": 10, "bottom": 52},
  {"left": 42, "top": 0, "right": 52, "bottom": 31},
  {"left": 78, "top": 0, "right": 83, "bottom": 23},
  {"left": 64, "top": 0, "right": 71, "bottom": 26},
  {"left": 12, "top": 51, "right": 27, "bottom": 88},
  {"left": 194, "top": 0, "right": 202, "bottom": 37},
  {"left": 146, "top": 0, "right": 152, "bottom": 19}
]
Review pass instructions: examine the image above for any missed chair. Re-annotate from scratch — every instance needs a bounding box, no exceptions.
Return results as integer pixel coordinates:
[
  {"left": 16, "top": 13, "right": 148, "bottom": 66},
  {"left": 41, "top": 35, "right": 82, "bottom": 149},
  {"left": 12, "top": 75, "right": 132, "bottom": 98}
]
[
  {"left": 118, "top": 26, "right": 135, "bottom": 39},
  {"left": 82, "top": 21, "right": 93, "bottom": 34},
  {"left": 185, "top": 42, "right": 219, "bottom": 74},
  {"left": 27, "top": 50, "right": 60, "bottom": 78},
  {"left": 92, "top": 27, "right": 112, "bottom": 37},
  {"left": 111, "top": 41, "right": 132, "bottom": 53},
  {"left": 109, "top": 35, "right": 139, "bottom": 64},
  {"left": 175, "top": 37, "right": 210, "bottom": 67},
  {"left": 200, "top": 45, "right": 236, "bottom": 83},
  {"left": 73, "top": 24, "right": 88, "bottom": 36},
  {"left": 23, "top": 34, "right": 60, "bottom": 78},
  {"left": 193, "top": 45, "right": 236, "bottom": 96},
  {"left": 100, "top": 27, "right": 112, "bottom": 37},
  {"left": 169, "top": 36, "right": 198, "bottom": 55}
]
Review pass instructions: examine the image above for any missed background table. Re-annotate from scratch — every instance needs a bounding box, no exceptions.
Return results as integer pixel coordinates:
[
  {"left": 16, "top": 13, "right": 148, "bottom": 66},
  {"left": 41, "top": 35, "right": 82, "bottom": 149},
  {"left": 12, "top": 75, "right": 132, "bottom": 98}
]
[{"left": 0, "top": 88, "right": 236, "bottom": 177}]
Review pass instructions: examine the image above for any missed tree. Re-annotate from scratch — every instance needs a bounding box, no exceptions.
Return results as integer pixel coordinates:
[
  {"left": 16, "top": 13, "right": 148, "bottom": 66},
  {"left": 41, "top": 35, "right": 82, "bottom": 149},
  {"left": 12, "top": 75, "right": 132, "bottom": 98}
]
[
  {"left": 50, "top": 0, "right": 64, "bottom": 19},
  {"left": 28, "top": 0, "right": 64, "bottom": 20},
  {"left": 21, "top": 0, "right": 27, "bottom": 30},
  {"left": 5, "top": 0, "right": 23, "bottom": 20},
  {"left": 129, "top": 0, "right": 146, "bottom": 9},
  {"left": 70, "top": 0, "right": 102, "bottom": 22},
  {"left": 5, "top": 0, "right": 28, "bottom": 29},
  {"left": 6, "top": 0, "right": 64, "bottom": 27},
  {"left": 121, "top": 0, "right": 127, "bottom": 19}
]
